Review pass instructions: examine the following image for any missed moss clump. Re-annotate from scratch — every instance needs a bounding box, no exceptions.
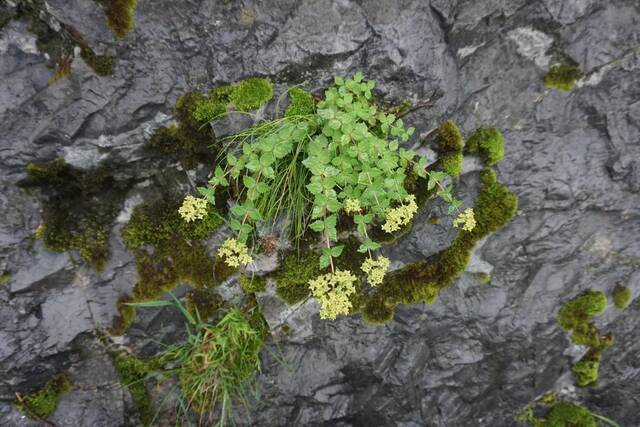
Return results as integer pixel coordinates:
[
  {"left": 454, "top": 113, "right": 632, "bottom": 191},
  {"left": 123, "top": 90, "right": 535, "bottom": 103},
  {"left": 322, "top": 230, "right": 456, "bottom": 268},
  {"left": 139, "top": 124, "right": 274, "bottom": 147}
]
[
  {"left": 437, "top": 120, "right": 464, "bottom": 152},
  {"left": 239, "top": 274, "right": 268, "bottom": 294},
  {"left": 362, "top": 168, "right": 517, "bottom": 324},
  {"left": 149, "top": 92, "right": 216, "bottom": 168},
  {"left": 441, "top": 153, "right": 463, "bottom": 178},
  {"left": 228, "top": 78, "right": 273, "bottom": 112},
  {"left": 192, "top": 86, "right": 235, "bottom": 123},
  {"left": 185, "top": 288, "right": 223, "bottom": 320},
  {"left": 612, "top": 286, "right": 632, "bottom": 310},
  {"left": 517, "top": 401, "right": 598, "bottom": 427},
  {"left": 465, "top": 127, "right": 505, "bottom": 166},
  {"left": 557, "top": 290, "right": 607, "bottom": 347},
  {"left": 285, "top": 87, "right": 315, "bottom": 117},
  {"left": 273, "top": 249, "right": 320, "bottom": 305},
  {"left": 0, "top": 272, "right": 11, "bottom": 284},
  {"left": 110, "top": 296, "right": 136, "bottom": 336},
  {"left": 79, "top": 47, "right": 113, "bottom": 76},
  {"left": 544, "top": 402, "right": 596, "bottom": 427},
  {"left": 113, "top": 352, "right": 154, "bottom": 426},
  {"left": 557, "top": 290, "right": 612, "bottom": 387},
  {"left": 435, "top": 120, "right": 464, "bottom": 178},
  {"left": 98, "top": 0, "right": 137, "bottom": 39},
  {"left": 20, "top": 159, "right": 128, "bottom": 271},
  {"left": 572, "top": 350, "right": 601, "bottom": 387},
  {"left": 16, "top": 374, "right": 71, "bottom": 419},
  {"left": 544, "top": 64, "right": 583, "bottom": 92},
  {"left": 113, "top": 200, "right": 227, "bottom": 334},
  {"left": 472, "top": 272, "right": 491, "bottom": 284}
]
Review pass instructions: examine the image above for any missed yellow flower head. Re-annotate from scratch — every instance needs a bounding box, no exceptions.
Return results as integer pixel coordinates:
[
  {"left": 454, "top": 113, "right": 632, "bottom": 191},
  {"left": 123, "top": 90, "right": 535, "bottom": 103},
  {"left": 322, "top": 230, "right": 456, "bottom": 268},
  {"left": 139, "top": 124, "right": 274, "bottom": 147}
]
[
  {"left": 382, "top": 194, "right": 418, "bottom": 233},
  {"left": 361, "top": 256, "right": 390, "bottom": 286},
  {"left": 453, "top": 207, "right": 476, "bottom": 232},
  {"left": 308, "top": 269, "right": 357, "bottom": 320},
  {"left": 217, "top": 238, "right": 253, "bottom": 268},
  {"left": 344, "top": 198, "right": 362, "bottom": 215},
  {"left": 178, "top": 195, "right": 209, "bottom": 223}
]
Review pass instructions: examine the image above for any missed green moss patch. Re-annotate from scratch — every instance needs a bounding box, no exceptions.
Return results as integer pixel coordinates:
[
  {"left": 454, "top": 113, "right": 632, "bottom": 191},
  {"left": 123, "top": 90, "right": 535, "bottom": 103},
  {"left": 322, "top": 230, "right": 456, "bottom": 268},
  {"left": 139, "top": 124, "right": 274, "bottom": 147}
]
[
  {"left": 149, "top": 92, "right": 217, "bottom": 168},
  {"left": 557, "top": 290, "right": 612, "bottom": 387},
  {"left": 272, "top": 249, "right": 320, "bottom": 305},
  {"left": 285, "top": 87, "right": 315, "bottom": 117},
  {"left": 517, "top": 399, "right": 603, "bottom": 427},
  {"left": 239, "top": 274, "right": 268, "bottom": 294},
  {"left": 229, "top": 78, "right": 273, "bottom": 111},
  {"left": 558, "top": 290, "right": 607, "bottom": 347},
  {"left": 16, "top": 374, "right": 71, "bottom": 420},
  {"left": 191, "top": 78, "right": 274, "bottom": 124},
  {"left": 97, "top": 0, "right": 137, "bottom": 39},
  {"left": 472, "top": 272, "right": 491, "bottom": 284},
  {"left": 113, "top": 351, "right": 156, "bottom": 426},
  {"left": 20, "top": 159, "right": 130, "bottom": 271},
  {"left": 544, "top": 64, "right": 583, "bottom": 92},
  {"left": 0, "top": 271, "right": 12, "bottom": 284},
  {"left": 435, "top": 120, "right": 464, "bottom": 178},
  {"left": 465, "top": 127, "right": 504, "bottom": 166},
  {"left": 111, "top": 199, "right": 227, "bottom": 335},
  {"left": 362, "top": 168, "right": 517, "bottom": 324},
  {"left": 79, "top": 46, "right": 114, "bottom": 76},
  {"left": 613, "top": 286, "right": 632, "bottom": 310}
]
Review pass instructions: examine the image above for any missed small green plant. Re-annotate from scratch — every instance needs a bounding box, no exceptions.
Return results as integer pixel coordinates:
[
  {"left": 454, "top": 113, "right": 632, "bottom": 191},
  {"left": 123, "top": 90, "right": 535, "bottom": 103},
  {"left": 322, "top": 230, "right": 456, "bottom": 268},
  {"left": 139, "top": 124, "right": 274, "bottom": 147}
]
[
  {"left": 197, "top": 73, "right": 463, "bottom": 319},
  {"left": 544, "top": 64, "right": 583, "bottom": 91},
  {"left": 612, "top": 285, "right": 632, "bottom": 310},
  {"left": 16, "top": 374, "right": 71, "bottom": 420}
]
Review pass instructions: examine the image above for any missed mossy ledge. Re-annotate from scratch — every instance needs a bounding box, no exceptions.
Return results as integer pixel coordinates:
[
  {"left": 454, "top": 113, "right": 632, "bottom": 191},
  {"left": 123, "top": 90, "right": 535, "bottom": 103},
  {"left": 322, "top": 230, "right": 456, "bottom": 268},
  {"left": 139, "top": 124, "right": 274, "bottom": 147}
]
[
  {"left": 110, "top": 198, "right": 228, "bottom": 335},
  {"left": 16, "top": 374, "right": 71, "bottom": 420},
  {"left": 362, "top": 167, "right": 518, "bottom": 324},
  {"left": 20, "top": 159, "right": 129, "bottom": 271},
  {"left": 557, "top": 290, "right": 612, "bottom": 387}
]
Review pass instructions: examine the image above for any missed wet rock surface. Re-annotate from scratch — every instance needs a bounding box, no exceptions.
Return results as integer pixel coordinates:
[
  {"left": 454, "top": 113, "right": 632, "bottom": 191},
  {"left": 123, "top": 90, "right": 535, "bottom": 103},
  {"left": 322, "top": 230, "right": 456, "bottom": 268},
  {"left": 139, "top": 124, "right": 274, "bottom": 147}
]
[{"left": 1, "top": 0, "right": 639, "bottom": 426}]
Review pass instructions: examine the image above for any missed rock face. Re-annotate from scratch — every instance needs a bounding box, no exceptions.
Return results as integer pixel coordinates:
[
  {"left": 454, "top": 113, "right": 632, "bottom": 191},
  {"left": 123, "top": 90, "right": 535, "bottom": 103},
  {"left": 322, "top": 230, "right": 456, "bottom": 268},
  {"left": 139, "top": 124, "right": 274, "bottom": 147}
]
[{"left": 1, "top": 0, "right": 639, "bottom": 426}]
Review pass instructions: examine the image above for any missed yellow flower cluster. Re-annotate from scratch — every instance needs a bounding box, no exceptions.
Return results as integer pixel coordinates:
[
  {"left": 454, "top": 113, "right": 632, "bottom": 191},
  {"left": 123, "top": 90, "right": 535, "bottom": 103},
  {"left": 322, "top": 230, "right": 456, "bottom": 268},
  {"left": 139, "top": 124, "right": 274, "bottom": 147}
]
[
  {"left": 344, "top": 198, "right": 362, "bottom": 215},
  {"left": 217, "top": 238, "right": 253, "bottom": 267},
  {"left": 178, "top": 195, "right": 209, "bottom": 222},
  {"left": 453, "top": 207, "right": 476, "bottom": 232},
  {"left": 381, "top": 194, "right": 418, "bottom": 233},
  {"left": 308, "top": 270, "right": 357, "bottom": 320},
  {"left": 361, "top": 256, "right": 390, "bottom": 286}
]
